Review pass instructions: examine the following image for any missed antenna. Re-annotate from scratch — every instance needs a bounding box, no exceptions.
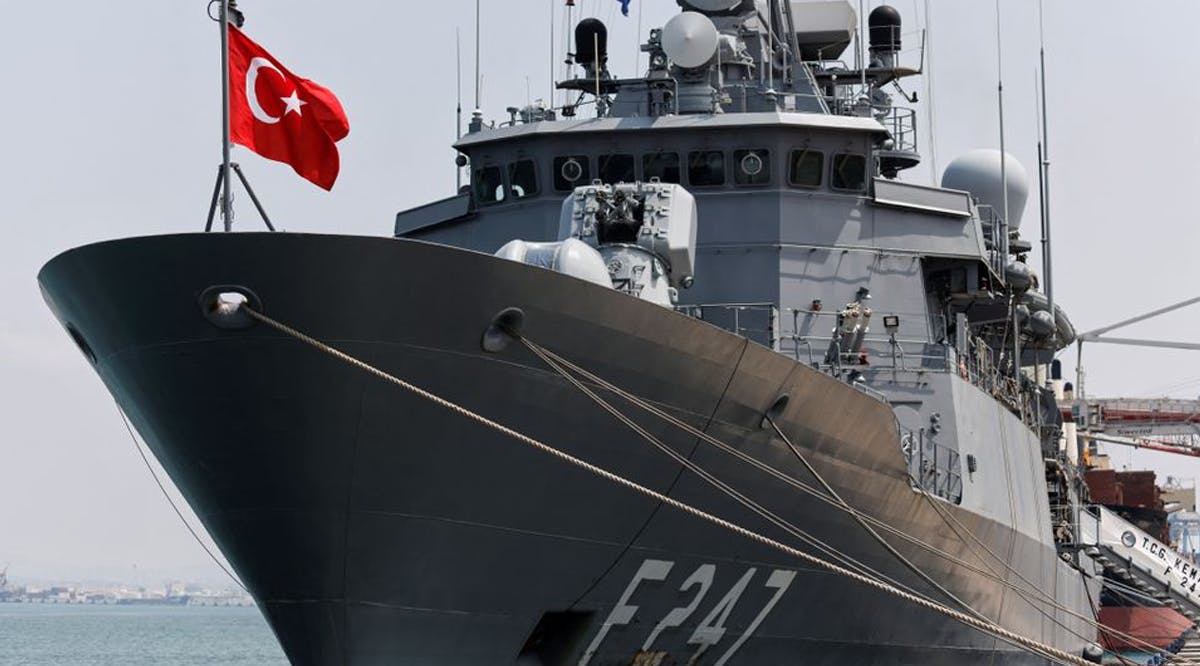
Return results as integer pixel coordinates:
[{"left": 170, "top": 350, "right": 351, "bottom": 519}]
[
  {"left": 766, "top": 0, "right": 775, "bottom": 91},
  {"left": 1037, "top": 0, "right": 1055, "bottom": 322},
  {"left": 994, "top": 0, "right": 1018, "bottom": 381},
  {"left": 636, "top": 0, "right": 644, "bottom": 73},
  {"left": 549, "top": 0, "right": 555, "bottom": 108},
  {"left": 456, "top": 27, "right": 463, "bottom": 190},
  {"left": 994, "top": 0, "right": 1008, "bottom": 231},
  {"left": 565, "top": 0, "right": 573, "bottom": 108},
  {"left": 858, "top": 0, "right": 867, "bottom": 91},
  {"left": 922, "top": 0, "right": 939, "bottom": 182}
]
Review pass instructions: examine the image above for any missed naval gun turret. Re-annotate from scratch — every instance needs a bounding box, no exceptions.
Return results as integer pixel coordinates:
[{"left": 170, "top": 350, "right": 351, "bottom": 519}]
[
  {"left": 495, "top": 183, "right": 698, "bottom": 308},
  {"left": 561, "top": 182, "right": 697, "bottom": 306}
]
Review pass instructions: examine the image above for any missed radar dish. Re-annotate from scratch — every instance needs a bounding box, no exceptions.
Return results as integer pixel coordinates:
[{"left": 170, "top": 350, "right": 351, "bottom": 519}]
[
  {"left": 662, "top": 12, "right": 719, "bottom": 69},
  {"left": 687, "top": 0, "right": 742, "bottom": 11}
]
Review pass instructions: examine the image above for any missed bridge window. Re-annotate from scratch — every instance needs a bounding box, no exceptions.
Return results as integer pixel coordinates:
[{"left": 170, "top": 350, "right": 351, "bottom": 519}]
[
  {"left": 788, "top": 149, "right": 824, "bottom": 188},
  {"left": 687, "top": 150, "right": 726, "bottom": 187},
  {"left": 642, "top": 152, "right": 680, "bottom": 183},
  {"left": 473, "top": 166, "right": 506, "bottom": 204},
  {"left": 553, "top": 155, "right": 590, "bottom": 191},
  {"left": 598, "top": 153, "right": 636, "bottom": 184},
  {"left": 831, "top": 153, "right": 867, "bottom": 192},
  {"left": 734, "top": 149, "right": 771, "bottom": 186},
  {"left": 508, "top": 160, "right": 538, "bottom": 198}
]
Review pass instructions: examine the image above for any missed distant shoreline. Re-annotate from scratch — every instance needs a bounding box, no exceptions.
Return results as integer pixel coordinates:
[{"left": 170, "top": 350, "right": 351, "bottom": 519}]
[{"left": 0, "top": 597, "right": 255, "bottom": 607}]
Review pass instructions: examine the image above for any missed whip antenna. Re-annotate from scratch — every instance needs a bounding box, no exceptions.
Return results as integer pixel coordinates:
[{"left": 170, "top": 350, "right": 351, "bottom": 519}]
[
  {"left": 456, "top": 28, "right": 463, "bottom": 190},
  {"left": 1038, "top": 0, "right": 1055, "bottom": 320}
]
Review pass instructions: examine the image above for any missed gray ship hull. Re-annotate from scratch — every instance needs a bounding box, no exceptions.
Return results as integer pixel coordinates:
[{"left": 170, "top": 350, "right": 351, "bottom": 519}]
[{"left": 39, "top": 233, "right": 1094, "bottom": 665}]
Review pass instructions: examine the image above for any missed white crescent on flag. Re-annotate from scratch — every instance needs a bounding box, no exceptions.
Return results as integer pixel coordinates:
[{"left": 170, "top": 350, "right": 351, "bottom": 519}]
[{"left": 246, "top": 57, "right": 283, "bottom": 124}]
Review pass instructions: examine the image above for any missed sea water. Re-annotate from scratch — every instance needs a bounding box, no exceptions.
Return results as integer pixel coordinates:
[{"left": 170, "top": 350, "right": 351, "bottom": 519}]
[{"left": 0, "top": 603, "right": 288, "bottom": 665}]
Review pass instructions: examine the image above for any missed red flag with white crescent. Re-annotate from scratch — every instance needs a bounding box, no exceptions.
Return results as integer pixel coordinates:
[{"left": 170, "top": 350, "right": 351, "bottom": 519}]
[{"left": 227, "top": 26, "right": 349, "bottom": 190}]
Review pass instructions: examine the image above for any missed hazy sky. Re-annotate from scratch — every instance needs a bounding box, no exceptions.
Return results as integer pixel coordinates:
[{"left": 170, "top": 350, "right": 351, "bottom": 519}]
[{"left": 1, "top": 1, "right": 1198, "bottom": 586}]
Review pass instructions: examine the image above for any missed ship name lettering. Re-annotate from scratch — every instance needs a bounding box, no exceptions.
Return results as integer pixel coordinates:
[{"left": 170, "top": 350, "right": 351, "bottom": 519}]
[
  {"left": 1142, "top": 538, "right": 1169, "bottom": 560},
  {"left": 578, "top": 559, "right": 795, "bottom": 666}
]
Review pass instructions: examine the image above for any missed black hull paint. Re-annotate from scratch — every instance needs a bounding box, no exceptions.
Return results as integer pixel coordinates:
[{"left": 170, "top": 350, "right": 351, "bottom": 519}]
[{"left": 39, "top": 233, "right": 1093, "bottom": 665}]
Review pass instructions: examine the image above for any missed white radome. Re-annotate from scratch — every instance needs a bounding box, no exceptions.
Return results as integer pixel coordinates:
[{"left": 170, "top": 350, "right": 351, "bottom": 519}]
[
  {"left": 662, "top": 12, "right": 720, "bottom": 69},
  {"left": 941, "top": 148, "right": 1031, "bottom": 230}
]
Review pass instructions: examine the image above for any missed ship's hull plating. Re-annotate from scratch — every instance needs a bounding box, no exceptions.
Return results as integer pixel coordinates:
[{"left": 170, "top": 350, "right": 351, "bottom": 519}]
[{"left": 39, "top": 233, "right": 1094, "bottom": 665}]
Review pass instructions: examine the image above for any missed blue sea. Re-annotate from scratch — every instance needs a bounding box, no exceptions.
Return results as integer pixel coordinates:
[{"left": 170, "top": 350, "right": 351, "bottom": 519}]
[{"left": 0, "top": 603, "right": 288, "bottom": 665}]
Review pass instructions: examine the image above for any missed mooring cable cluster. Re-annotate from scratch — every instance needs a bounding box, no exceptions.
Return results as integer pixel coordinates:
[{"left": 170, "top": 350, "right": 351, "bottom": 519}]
[
  {"left": 237, "top": 302, "right": 1176, "bottom": 666},
  {"left": 522, "top": 338, "right": 1170, "bottom": 663}
]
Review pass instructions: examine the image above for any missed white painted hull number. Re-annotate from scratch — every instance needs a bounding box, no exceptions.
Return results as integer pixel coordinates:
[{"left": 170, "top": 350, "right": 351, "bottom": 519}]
[{"left": 578, "top": 559, "right": 797, "bottom": 665}]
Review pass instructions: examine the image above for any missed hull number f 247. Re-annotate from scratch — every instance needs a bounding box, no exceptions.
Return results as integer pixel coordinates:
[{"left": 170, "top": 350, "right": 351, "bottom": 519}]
[{"left": 578, "top": 559, "right": 796, "bottom": 665}]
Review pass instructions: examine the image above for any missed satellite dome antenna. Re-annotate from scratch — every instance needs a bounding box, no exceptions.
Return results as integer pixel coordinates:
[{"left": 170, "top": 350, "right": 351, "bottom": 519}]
[{"left": 661, "top": 12, "right": 719, "bottom": 70}]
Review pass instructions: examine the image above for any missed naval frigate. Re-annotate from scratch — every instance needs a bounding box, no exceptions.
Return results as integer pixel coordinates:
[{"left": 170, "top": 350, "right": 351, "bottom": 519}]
[{"left": 39, "top": 1, "right": 1112, "bottom": 664}]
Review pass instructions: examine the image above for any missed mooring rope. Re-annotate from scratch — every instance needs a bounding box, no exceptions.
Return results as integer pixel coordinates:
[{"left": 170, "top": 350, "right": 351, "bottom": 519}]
[
  {"left": 238, "top": 302, "right": 1106, "bottom": 666},
  {"left": 523, "top": 338, "right": 992, "bottom": 624},
  {"left": 522, "top": 340, "right": 1182, "bottom": 662},
  {"left": 521, "top": 339, "right": 1087, "bottom": 664}
]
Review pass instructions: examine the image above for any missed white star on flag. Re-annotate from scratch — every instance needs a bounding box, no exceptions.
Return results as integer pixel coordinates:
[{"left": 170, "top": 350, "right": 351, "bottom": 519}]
[{"left": 281, "top": 90, "right": 307, "bottom": 117}]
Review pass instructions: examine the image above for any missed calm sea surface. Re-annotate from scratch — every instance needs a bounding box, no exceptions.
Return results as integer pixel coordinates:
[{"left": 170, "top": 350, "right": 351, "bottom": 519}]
[{"left": 0, "top": 603, "right": 288, "bottom": 665}]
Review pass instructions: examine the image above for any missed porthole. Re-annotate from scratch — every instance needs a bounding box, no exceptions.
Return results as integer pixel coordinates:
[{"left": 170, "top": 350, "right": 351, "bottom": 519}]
[
  {"left": 561, "top": 158, "right": 584, "bottom": 184},
  {"left": 554, "top": 155, "right": 590, "bottom": 191},
  {"left": 733, "top": 148, "right": 770, "bottom": 186},
  {"left": 740, "top": 152, "right": 763, "bottom": 176}
]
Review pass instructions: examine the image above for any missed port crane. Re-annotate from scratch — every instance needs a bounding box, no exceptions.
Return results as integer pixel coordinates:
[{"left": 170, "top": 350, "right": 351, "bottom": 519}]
[
  {"left": 1074, "top": 398, "right": 1200, "bottom": 460},
  {"left": 1070, "top": 296, "right": 1200, "bottom": 458},
  {"left": 1075, "top": 295, "right": 1200, "bottom": 397}
]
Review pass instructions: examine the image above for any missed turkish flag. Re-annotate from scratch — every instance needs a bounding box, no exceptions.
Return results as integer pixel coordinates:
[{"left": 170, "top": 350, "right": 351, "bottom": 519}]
[{"left": 227, "top": 26, "right": 349, "bottom": 190}]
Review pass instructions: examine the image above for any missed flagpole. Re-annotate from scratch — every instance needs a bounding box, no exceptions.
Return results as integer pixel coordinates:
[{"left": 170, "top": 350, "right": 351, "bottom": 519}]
[{"left": 220, "top": 0, "right": 234, "bottom": 232}]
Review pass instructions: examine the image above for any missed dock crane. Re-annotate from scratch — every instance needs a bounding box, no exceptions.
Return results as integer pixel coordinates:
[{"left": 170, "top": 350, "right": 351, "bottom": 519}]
[{"left": 1066, "top": 296, "right": 1200, "bottom": 459}]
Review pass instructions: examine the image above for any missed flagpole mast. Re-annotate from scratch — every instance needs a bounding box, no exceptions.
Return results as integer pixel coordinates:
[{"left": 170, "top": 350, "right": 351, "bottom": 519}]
[
  {"left": 219, "top": 0, "right": 234, "bottom": 232},
  {"left": 475, "top": 0, "right": 481, "bottom": 112}
]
